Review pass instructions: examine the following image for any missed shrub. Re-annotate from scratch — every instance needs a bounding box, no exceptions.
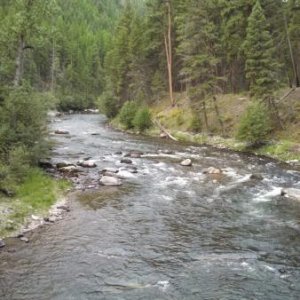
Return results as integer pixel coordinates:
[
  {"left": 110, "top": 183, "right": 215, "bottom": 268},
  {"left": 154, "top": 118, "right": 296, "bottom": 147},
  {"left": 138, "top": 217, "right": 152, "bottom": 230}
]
[
  {"left": 0, "top": 85, "right": 48, "bottom": 156},
  {"left": 133, "top": 107, "right": 152, "bottom": 132},
  {"left": 237, "top": 101, "right": 272, "bottom": 144},
  {"left": 98, "top": 92, "right": 119, "bottom": 119},
  {"left": 118, "top": 101, "right": 138, "bottom": 129},
  {"left": 189, "top": 114, "right": 202, "bottom": 132}
]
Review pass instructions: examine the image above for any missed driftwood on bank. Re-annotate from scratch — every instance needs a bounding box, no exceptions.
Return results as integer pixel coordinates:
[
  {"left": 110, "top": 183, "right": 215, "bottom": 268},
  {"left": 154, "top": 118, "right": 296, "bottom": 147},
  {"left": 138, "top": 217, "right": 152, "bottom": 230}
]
[
  {"left": 278, "top": 87, "right": 296, "bottom": 103},
  {"left": 153, "top": 118, "right": 178, "bottom": 141}
]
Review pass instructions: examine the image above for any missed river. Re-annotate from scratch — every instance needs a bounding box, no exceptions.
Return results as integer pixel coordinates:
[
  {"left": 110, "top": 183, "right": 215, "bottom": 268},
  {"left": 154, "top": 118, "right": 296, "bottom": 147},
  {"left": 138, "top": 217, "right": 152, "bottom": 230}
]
[{"left": 1, "top": 114, "right": 300, "bottom": 300}]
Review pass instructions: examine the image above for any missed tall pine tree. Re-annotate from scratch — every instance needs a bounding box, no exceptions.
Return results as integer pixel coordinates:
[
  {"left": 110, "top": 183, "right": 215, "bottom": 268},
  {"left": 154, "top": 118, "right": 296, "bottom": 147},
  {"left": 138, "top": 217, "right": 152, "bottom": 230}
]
[{"left": 243, "top": 0, "right": 280, "bottom": 100}]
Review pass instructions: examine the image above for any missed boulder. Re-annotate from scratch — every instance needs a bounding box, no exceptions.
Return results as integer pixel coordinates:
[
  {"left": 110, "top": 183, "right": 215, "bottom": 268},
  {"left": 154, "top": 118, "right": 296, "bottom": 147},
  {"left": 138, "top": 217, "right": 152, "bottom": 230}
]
[
  {"left": 0, "top": 239, "right": 5, "bottom": 248},
  {"left": 0, "top": 188, "right": 15, "bottom": 197},
  {"left": 78, "top": 160, "right": 97, "bottom": 168},
  {"left": 54, "top": 129, "right": 69, "bottom": 135},
  {"left": 281, "top": 188, "right": 300, "bottom": 201},
  {"left": 39, "top": 159, "right": 54, "bottom": 169},
  {"left": 20, "top": 237, "right": 29, "bottom": 243},
  {"left": 59, "top": 166, "right": 80, "bottom": 174},
  {"left": 180, "top": 159, "right": 192, "bottom": 167},
  {"left": 203, "top": 167, "right": 222, "bottom": 174},
  {"left": 250, "top": 174, "right": 264, "bottom": 181},
  {"left": 56, "top": 162, "right": 75, "bottom": 169},
  {"left": 120, "top": 158, "right": 133, "bottom": 164},
  {"left": 99, "top": 176, "right": 122, "bottom": 186}
]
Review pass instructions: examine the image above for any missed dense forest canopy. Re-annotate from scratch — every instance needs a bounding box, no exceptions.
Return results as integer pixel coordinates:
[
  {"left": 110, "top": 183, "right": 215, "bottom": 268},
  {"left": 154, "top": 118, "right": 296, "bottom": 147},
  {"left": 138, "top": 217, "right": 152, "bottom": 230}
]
[{"left": 0, "top": 0, "right": 300, "bottom": 185}]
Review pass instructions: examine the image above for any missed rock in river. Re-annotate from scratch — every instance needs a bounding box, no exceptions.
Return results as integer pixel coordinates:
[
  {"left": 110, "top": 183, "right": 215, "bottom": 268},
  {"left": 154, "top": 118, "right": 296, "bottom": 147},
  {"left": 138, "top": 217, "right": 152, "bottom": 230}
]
[
  {"left": 59, "top": 166, "right": 80, "bottom": 174},
  {"left": 250, "top": 174, "right": 264, "bottom": 181},
  {"left": 180, "top": 159, "right": 192, "bottom": 166},
  {"left": 54, "top": 129, "right": 69, "bottom": 135},
  {"left": 124, "top": 150, "right": 143, "bottom": 158},
  {"left": 78, "top": 160, "right": 97, "bottom": 168},
  {"left": 0, "top": 239, "right": 5, "bottom": 248},
  {"left": 99, "top": 176, "right": 122, "bottom": 186},
  {"left": 120, "top": 158, "right": 133, "bottom": 164},
  {"left": 281, "top": 188, "right": 300, "bottom": 201},
  {"left": 203, "top": 167, "right": 222, "bottom": 174}
]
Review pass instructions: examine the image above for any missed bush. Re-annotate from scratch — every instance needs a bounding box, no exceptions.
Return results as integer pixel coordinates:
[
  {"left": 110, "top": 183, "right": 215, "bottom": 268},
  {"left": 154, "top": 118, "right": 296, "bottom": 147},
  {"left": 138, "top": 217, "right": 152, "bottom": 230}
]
[
  {"left": 133, "top": 107, "right": 152, "bottom": 132},
  {"left": 237, "top": 101, "right": 272, "bottom": 144},
  {"left": 98, "top": 92, "right": 119, "bottom": 119},
  {"left": 0, "top": 85, "right": 48, "bottom": 156},
  {"left": 118, "top": 101, "right": 138, "bottom": 129},
  {"left": 189, "top": 114, "right": 202, "bottom": 132}
]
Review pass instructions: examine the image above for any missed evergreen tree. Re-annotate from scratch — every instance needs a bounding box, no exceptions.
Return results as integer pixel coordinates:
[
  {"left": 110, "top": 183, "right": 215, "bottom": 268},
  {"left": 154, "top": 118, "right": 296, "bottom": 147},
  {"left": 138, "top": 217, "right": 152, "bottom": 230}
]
[{"left": 243, "top": 0, "right": 280, "bottom": 100}]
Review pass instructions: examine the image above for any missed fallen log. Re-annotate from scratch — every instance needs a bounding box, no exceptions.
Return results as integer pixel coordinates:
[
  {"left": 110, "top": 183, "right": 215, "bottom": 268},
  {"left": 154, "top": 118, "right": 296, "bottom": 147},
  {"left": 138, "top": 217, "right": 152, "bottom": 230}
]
[{"left": 153, "top": 119, "right": 178, "bottom": 142}]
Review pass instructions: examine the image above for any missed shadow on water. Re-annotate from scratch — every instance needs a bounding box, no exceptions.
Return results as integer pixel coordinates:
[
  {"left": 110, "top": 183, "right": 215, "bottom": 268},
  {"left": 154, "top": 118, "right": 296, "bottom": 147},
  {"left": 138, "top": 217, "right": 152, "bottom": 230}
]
[{"left": 77, "top": 184, "right": 137, "bottom": 210}]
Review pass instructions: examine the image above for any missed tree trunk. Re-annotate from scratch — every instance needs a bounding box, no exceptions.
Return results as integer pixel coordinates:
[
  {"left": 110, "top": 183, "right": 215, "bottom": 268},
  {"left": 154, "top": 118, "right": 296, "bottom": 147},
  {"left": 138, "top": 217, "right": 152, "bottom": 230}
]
[
  {"left": 202, "top": 100, "right": 209, "bottom": 132},
  {"left": 51, "top": 39, "right": 56, "bottom": 92},
  {"left": 212, "top": 96, "right": 224, "bottom": 136},
  {"left": 164, "top": 0, "right": 175, "bottom": 107},
  {"left": 284, "top": 12, "right": 300, "bottom": 87},
  {"left": 14, "top": 35, "right": 25, "bottom": 87}
]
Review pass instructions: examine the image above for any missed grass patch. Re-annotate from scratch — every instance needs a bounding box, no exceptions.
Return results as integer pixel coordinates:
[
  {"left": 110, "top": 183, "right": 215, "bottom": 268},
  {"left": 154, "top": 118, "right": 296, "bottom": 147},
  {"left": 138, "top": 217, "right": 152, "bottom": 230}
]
[
  {"left": 256, "top": 141, "right": 300, "bottom": 161},
  {"left": 0, "top": 168, "right": 70, "bottom": 237}
]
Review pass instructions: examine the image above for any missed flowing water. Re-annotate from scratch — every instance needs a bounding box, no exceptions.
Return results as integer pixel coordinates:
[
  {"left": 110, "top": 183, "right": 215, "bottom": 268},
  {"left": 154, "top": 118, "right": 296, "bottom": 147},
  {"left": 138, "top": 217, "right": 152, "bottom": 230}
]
[{"left": 1, "top": 114, "right": 300, "bottom": 300}]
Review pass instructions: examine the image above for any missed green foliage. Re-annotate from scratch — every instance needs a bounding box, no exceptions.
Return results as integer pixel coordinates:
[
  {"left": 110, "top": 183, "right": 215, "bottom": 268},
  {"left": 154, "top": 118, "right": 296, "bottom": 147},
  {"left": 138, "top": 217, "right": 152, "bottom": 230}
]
[
  {"left": 0, "top": 168, "right": 70, "bottom": 237},
  {"left": 243, "top": 1, "right": 280, "bottom": 99},
  {"left": 133, "top": 107, "right": 152, "bottom": 132},
  {"left": 98, "top": 92, "right": 119, "bottom": 119},
  {"left": 118, "top": 101, "right": 139, "bottom": 129},
  {"left": 0, "top": 85, "right": 48, "bottom": 157},
  {"left": 237, "top": 101, "right": 272, "bottom": 143},
  {"left": 189, "top": 114, "right": 202, "bottom": 132}
]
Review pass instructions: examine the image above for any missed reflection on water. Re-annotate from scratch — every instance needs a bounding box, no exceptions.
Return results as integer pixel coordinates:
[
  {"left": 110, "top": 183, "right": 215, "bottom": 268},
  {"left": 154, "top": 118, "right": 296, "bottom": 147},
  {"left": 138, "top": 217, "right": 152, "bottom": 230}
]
[{"left": 0, "top": 114, "right": 300, "bottom": 300}]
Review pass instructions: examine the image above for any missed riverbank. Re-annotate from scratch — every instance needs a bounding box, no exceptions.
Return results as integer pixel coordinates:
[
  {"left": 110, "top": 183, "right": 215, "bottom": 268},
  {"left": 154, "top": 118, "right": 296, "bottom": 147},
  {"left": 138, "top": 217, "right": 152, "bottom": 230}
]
[
  {"left": 0, "top": 168, "right": 70, "bottom": 245},
  {"left": 110, "top": 90, "right": 300, "bottom": 167}
]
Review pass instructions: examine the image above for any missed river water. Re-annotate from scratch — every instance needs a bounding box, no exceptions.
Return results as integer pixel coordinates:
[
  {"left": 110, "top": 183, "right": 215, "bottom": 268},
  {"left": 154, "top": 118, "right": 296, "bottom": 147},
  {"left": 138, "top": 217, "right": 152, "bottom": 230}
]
[{"left": 1, "top": 114, "right": 300, "bottom": 300}]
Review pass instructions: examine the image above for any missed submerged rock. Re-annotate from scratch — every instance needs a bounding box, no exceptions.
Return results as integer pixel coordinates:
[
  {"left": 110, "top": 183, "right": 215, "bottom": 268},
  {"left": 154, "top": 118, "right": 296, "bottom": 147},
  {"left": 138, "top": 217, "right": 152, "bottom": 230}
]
[
  {"left": 124, "top": 150, "right": 143, "bottom": 158},
  {"left": 54, "top": 129, "right": 69, "bottom": 135},
  {"left": 0, "top": 239, "right": 5, "bottom": 248},
  {"left": 100, "top": 168, "right": 119, "bottom": 174},
  {"left": 203, "top": 167, "right": 222, "bottom": 174},
  {"left": 120, "top": 158, "right": 133, "bottom": 164},
  {"left": 20, "top": 237, "right": 29, "bottom": 243},
  {"left": 250, "top": 174, "right": 264, "bottom": 181},
  {"left": 39, "top": 159, "right": 54, "bottom": 169},
  {"left": 119, "top": 166, "right": 138, "bottom": 174},
  {"left": 180, "top": 159, "right": 192, "bottom": 166},
  {"left": 281, "top": 188, "right": 300, "bottom": 201},
  {"left": 99, "top": 176, "right": 122, "bottom": 186},
  {"left": 158, "top": 149, "right": 174, "bottom": 155}
]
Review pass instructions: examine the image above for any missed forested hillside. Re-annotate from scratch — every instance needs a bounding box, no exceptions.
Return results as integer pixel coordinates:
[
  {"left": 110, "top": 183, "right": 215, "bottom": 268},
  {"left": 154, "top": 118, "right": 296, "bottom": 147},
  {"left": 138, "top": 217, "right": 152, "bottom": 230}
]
[
  {"left": 101, "top": 0, "right": 300, "bottom": 145},
  {"left": 0, "top": 0, "right": 124, "bottom": 234}
]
